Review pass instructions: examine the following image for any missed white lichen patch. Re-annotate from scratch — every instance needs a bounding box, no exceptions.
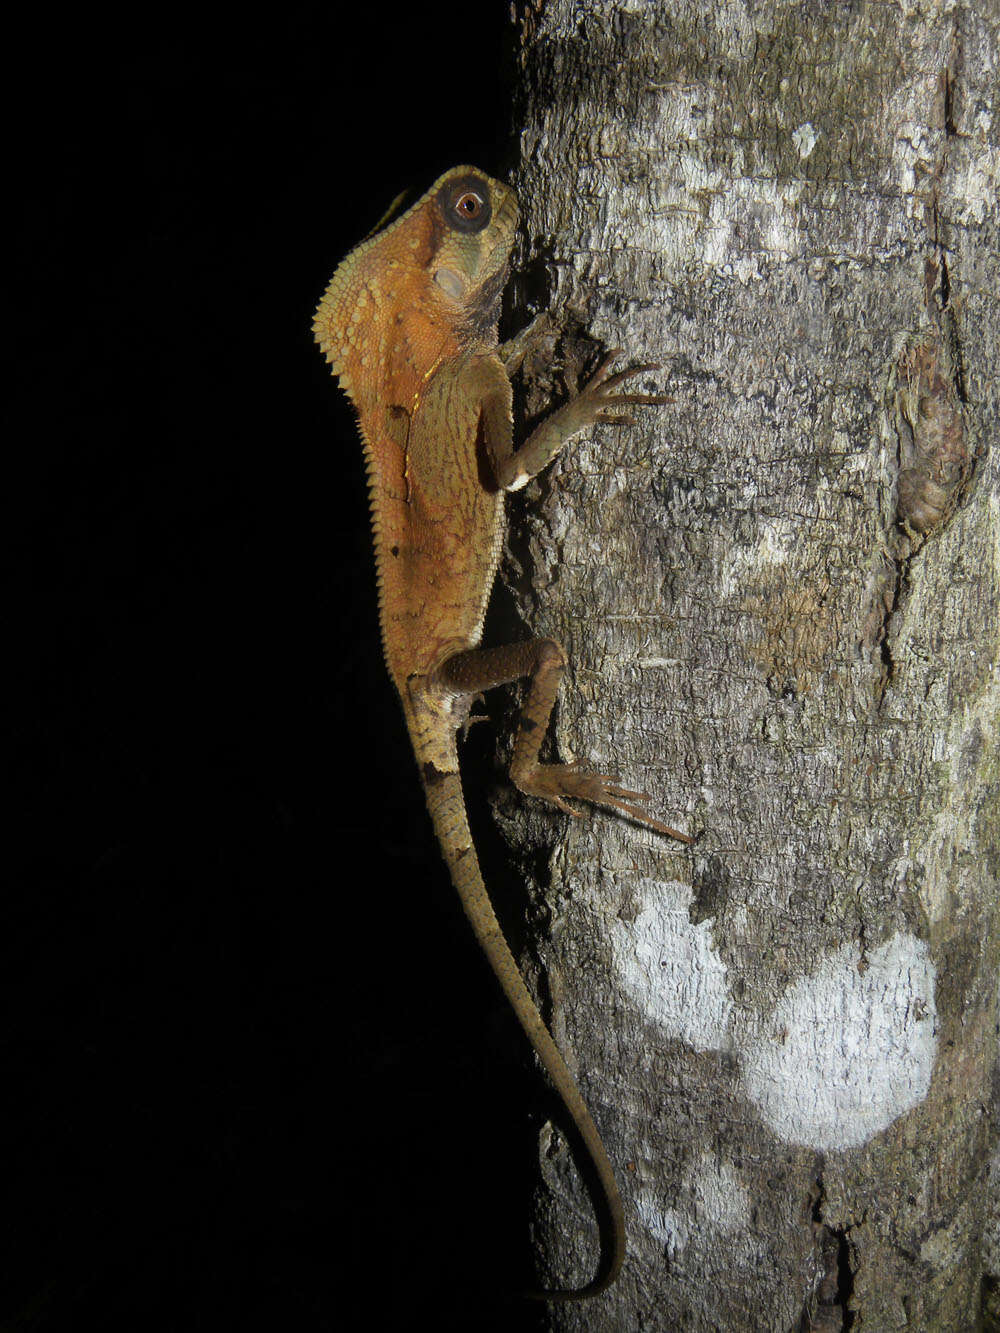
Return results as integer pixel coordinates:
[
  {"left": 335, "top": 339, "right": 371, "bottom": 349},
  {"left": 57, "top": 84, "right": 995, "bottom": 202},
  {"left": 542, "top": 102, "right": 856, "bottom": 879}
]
[
  {"left": 684, "top": 1152, "right": 752, "bottom": 1234},
  {"left": 792, "top": 122, "right": 819, "bottom": 160},
  {"left": 638, "top": 1197, "right": 690, "bottom": 1260},
  {"left": 890, "top": 117, "right": 940, "bottom": 196},
  {"left": 637, "top": 1153, "right": 752, "bottom": 1260},
  {"left": 739, "top": 934, "right": 937, "bottom": 1150},
  {"left": 609, "top": 879, "right": 731, "bottom": 1051},
  {"left": 946, "top": 138, "right": 1000, "bottom": 228},
  {"left": 609, "top": 891, "right": 936, "bottom": 1151},
  {"left": 633, "top": 156, "right": 806, "bottom": 271}
]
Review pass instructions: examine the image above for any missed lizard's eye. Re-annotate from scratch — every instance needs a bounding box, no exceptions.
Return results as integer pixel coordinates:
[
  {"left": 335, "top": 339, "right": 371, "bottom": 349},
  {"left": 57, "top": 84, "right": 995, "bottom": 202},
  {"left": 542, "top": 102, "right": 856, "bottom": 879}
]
[
  {"left": 440, "top": 175, "right": 492, "bottom": 233},
  {"left": 454, "top": 191, "right": 484, "bottom": 221}
]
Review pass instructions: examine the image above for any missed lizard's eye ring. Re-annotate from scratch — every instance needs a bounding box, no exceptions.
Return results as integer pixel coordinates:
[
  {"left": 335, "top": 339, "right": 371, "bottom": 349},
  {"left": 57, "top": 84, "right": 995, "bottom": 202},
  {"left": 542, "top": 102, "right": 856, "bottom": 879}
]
[
  {"left": 454, "top": 191, "right": 484, "bottom": 220},
  {"left": 439, "top": 175, "right": 492, "bottom": 233}
]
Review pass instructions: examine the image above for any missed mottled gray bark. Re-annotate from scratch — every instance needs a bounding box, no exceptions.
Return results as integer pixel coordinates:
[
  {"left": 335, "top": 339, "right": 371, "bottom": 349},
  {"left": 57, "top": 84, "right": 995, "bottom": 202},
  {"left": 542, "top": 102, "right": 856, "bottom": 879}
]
[{"left": 499, "top": 2, "right": 1000, "bottom": 1328}]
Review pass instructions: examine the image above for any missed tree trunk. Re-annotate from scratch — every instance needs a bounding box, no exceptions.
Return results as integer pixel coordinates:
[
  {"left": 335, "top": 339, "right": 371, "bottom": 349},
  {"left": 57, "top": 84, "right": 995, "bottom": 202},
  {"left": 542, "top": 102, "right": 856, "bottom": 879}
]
[{"left": 500, "top": 2, "right": 1000, "bottom": 1327}]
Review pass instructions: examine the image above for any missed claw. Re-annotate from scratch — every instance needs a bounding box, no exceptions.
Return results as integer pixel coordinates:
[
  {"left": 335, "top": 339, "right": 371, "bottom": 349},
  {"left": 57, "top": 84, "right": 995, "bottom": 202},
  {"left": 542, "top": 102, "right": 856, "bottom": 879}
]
[
  {"left": 553, "top": 795, "right": 584, "bottom": 818},
  {"left": 601, "top": 393, "right": 674, "bottom": 406},
  {"left": 585, "top": 783, "right": 694, "bottom": 844},
  {"left": 593, "top": 780, "right": 650, "bottom": 802},
  {"left": 606, "top": 799, "right": 694, "bottom": 845},
  {"left": 577, "top": 353, "right": 673, "bottom": 430},
  {"left": 516, "top": 762, "right": 692, "bottom": 844},
  {"left": 597, "top": 364, "right": 660, "bottom": 390}
]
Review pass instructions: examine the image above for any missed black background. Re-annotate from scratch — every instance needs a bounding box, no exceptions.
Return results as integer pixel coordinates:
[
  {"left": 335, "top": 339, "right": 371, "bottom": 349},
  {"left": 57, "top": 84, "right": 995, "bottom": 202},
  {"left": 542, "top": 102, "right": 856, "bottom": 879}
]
[{"left": 8, "top": 6, "right": 552, "bottom": 1328}]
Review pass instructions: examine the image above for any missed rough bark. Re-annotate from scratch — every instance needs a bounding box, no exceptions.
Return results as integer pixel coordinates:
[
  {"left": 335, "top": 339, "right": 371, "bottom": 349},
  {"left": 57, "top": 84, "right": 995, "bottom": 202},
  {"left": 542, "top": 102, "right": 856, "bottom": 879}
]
[{"left": 498, "top": 2, "right": 1000, "bottom": 1327}]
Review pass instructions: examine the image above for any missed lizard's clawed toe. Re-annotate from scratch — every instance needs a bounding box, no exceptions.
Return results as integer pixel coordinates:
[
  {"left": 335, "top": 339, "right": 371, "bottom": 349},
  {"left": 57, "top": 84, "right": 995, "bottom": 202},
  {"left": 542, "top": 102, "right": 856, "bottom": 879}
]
[{"left": 516, "top": 763, "right": 692, "bottom": 844}]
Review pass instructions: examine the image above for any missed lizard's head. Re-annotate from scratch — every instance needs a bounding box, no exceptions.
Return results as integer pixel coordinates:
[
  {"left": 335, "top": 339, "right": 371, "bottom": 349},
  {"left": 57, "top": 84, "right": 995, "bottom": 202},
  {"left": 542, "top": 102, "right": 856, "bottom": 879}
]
[
  {"left": 314, "top": 166, "right": 518, "bottom": 402},
  {"left": 423, "top": 167, "right": 519, "bottom": 328}
]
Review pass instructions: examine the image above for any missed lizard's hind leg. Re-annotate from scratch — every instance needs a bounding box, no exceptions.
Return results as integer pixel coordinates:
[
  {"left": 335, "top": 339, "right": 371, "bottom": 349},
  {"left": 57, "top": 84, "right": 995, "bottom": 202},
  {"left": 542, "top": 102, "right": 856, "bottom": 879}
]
[{"left": 435, "top": 640, "right": 692, "bottom": 844}]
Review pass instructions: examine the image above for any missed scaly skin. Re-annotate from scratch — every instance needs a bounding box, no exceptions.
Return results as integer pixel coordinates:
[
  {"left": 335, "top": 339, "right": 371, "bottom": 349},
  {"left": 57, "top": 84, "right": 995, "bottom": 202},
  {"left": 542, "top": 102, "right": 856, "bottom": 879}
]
[{"left": 314, "top": 166, "right": 691, "bottom": 1300}]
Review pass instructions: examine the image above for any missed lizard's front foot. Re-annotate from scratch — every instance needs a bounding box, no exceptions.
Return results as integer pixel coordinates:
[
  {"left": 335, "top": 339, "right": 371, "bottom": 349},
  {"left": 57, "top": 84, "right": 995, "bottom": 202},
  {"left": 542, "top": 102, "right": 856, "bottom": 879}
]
[
  {"left": 515, "top": 761, "right": 693, "bottom": 844},
  {"left": 570, "top": 350, "right": 674, "bottom": 429}
]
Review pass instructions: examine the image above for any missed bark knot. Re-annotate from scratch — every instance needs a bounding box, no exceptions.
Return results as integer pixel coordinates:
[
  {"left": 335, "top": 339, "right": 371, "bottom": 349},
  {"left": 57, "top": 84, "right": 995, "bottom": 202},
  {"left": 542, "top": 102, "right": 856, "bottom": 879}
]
[{"left": 889, "top": 334, "right": 970, "bottom": 549}]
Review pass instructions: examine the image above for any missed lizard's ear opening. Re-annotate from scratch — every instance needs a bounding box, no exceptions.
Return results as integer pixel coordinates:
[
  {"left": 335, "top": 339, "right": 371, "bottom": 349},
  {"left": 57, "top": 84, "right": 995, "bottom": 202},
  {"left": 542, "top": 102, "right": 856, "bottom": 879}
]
[{"left": 433, "top": 267, "right": 466, "bottom": 300}]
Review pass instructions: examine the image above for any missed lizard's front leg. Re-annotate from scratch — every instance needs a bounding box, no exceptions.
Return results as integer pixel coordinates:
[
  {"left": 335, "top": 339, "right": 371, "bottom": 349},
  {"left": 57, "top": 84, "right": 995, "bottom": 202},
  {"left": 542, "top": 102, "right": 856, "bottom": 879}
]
[
  {"left": 480, "top": 350, "right": 672, "bottom": 493},
  {"left": 436, "top": 641, "right": 692, "bottom": 844}
]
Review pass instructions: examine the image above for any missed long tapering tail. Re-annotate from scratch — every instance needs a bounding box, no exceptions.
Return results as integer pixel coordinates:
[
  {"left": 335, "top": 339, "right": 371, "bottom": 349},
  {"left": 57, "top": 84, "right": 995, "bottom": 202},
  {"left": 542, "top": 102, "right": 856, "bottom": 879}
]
[{"left": 421, "top": 762, "right": 625, "bottom": 1300}]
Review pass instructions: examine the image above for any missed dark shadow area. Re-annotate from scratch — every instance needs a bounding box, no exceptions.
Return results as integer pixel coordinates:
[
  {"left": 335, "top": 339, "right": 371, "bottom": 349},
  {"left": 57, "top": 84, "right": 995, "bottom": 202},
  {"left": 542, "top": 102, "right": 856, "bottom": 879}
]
[{"left": 6, "top": 7, "right": 548, "bottom": 1328}]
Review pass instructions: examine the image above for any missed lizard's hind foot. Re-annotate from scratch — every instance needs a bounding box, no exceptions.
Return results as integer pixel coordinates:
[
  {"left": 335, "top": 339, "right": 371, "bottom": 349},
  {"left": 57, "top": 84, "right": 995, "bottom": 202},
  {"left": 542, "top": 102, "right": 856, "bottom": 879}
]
[{"left": 515, "top": 762, "right": 693, "bottom": 844}]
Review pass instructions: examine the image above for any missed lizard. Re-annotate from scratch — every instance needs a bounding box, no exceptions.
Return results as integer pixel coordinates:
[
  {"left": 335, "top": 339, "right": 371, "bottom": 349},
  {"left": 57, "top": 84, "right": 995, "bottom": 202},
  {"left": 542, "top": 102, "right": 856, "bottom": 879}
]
[{"left": 313, "top": 165, "right": 692, "bottom": 1300}]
